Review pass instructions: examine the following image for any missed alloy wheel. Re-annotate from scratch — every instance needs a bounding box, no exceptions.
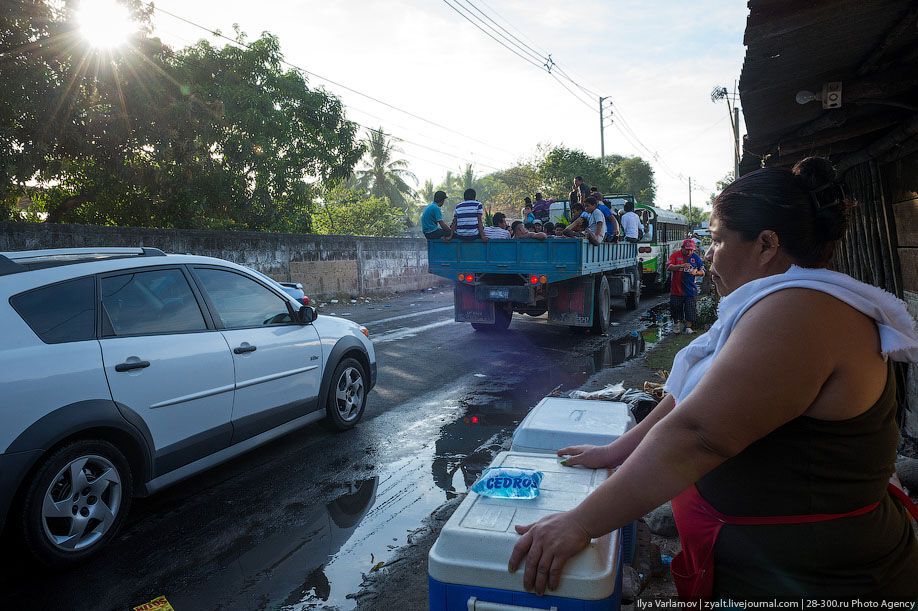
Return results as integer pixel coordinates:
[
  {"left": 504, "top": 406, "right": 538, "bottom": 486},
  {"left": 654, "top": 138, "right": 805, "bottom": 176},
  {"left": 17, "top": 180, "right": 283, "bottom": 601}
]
[
  {"left": 334, "top": 367, "right": 365, "bottom": 422},
  {"left": 41, "top": 455, "right": 122, "bottom": 552}
]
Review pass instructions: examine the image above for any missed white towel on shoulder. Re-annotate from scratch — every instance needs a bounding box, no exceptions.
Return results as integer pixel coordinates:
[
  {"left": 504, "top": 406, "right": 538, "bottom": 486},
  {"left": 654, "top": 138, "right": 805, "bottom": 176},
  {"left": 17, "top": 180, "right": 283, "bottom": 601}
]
[{"left": 664, "top": 265, "right": 918, "bottom": 403}]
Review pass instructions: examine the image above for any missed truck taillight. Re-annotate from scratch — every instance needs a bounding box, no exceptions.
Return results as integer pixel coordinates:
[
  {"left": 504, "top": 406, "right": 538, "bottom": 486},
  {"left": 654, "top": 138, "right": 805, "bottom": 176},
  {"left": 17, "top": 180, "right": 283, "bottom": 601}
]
[
  {"left": 638, "top": 247, "right": 652, "bottom": 253},
  {"left": 465, "top": 274, "right": 474, "bottom": 283},
  {"left": 529, "top": 275, "right": 539, "bottom": 285}
]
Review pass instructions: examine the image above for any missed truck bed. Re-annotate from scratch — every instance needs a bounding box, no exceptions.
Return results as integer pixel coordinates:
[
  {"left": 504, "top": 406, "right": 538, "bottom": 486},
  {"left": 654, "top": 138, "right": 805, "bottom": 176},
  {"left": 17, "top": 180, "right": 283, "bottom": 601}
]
[{"left": 427, "top": 238, "right": 637, "bottom": 284}]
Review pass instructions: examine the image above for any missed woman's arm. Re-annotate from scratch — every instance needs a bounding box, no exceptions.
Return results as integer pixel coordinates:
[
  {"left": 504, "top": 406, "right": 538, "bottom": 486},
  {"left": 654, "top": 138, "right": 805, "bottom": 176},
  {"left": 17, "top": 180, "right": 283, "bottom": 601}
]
[
  {"left": 560, "top": 393, "right": 676, "bottom": 468},
  {"left": 510, "top": 289, "right": 842, "bottom": 594}
]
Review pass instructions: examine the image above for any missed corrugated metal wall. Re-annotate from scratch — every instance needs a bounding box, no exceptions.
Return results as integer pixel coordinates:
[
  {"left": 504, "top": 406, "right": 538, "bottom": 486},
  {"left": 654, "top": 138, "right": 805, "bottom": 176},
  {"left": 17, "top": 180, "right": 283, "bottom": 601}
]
[{"left": 833, "top": 161, "right": 902, "bottom": 295}]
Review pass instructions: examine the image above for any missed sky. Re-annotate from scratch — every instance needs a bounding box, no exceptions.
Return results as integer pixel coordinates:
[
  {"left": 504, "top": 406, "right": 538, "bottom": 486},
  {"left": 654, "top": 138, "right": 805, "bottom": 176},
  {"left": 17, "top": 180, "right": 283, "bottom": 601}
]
[{"left": 147, "top": 0, "right": 749, "bottom": 209}]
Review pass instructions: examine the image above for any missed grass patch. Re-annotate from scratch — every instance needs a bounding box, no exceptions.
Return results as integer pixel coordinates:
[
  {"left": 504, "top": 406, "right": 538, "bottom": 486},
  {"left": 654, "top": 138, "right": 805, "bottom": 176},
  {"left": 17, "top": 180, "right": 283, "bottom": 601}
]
[{"left": 644, "top": 332, "right": 696, "bottom": 371}]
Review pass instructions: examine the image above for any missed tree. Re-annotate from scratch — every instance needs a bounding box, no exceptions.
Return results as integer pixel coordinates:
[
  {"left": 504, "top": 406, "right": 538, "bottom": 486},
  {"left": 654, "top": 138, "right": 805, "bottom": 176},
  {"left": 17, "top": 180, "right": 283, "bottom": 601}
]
[
  {"left": 313, "top": 184, "right": 404, "bottom": 237},
  {"left": 353, "top": 128, "right": 417, "bottom": 209},
  {"left": 1, "top": 3, "right": 363, "bottom": 230},
  {"left": 674, "top": 205, "right": 710, "bottom": 227},
  {"left": 611, "top": 156, "right": 656, "bottom": 204},
  {"left": 536, "top": 147, "right": 613, "bottom": 196},
  {"left": 706, "top": 172, "right": 735, "bottom": 206}
]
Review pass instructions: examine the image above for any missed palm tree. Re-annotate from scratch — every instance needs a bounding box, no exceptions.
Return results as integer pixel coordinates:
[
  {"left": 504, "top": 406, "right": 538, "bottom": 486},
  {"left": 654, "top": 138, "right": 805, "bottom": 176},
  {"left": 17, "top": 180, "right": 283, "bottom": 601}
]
[{"left": 353, "top": 128, "right": 418, "bottom": 209}]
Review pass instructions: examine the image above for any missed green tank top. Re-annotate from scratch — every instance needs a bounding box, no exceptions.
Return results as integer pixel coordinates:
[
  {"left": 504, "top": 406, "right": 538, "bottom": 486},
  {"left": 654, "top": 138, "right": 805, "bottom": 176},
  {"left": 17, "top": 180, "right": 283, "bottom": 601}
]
[{"left": 696, "top": 363, "right": 918, "bottom": 599}]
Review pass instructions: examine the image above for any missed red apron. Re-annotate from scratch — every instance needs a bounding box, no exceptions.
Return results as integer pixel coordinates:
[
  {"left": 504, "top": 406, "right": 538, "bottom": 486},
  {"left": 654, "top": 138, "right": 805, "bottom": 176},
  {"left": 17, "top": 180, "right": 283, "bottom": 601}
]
[{"left": 670, "top": 483, "right": 918, "bottom": 600}]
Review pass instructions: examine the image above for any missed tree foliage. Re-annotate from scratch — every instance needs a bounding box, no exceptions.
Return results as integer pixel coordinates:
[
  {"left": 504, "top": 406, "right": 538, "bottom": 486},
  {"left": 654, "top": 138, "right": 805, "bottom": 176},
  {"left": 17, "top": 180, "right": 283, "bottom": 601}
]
[
  {"left": 312, "top": 184, "right": 405, "bottom": 237},
  {"left": 674, "top": 205, "right": 710, "bottom": 226},
  {"left": 1, "top": 2, "right": 362, "bottom": 231},
  {"left": 353, "top": 128, "right": 417, "bottom": 210}
]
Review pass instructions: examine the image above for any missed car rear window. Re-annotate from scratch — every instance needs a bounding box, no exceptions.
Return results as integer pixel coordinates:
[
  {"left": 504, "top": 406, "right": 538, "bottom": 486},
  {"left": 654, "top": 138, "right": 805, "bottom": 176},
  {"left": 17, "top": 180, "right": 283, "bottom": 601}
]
[{"left": 10, "top": 276, "right": 96, "bottom": 344}]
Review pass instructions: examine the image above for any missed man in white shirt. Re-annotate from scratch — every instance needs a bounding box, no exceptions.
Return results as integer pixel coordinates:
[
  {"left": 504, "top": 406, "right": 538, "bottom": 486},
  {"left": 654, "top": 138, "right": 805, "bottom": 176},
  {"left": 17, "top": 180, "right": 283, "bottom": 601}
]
[
  {"left": 620, "top": 201, "right": 642, "bottom": 243},
  {"left": 484, "top": 212, "right": 511, "bottom": 239}
]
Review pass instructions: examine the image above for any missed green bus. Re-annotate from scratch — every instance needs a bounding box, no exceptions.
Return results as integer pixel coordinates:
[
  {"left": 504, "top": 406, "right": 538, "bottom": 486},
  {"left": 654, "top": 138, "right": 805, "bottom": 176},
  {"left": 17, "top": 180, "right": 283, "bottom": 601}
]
[{"left": 605, "top": 195, "right": 691, "bottom": 292}]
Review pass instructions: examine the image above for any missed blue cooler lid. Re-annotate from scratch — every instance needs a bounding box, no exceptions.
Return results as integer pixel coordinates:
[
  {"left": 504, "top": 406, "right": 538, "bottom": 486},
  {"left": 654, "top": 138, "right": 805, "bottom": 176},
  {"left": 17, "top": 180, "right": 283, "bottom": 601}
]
[
  {"left": 511, "top": 397, "right": 634, "bottom": 454},
  {"left": 428, "top": 452, "right": 620, "bottom": 600}
]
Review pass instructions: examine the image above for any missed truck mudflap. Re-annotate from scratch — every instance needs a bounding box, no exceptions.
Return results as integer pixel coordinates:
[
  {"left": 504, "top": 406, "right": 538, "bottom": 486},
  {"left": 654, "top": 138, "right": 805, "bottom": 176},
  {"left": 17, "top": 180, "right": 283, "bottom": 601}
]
[
  {"left": 548, "top": 277, "right": 595, "bottom": 327},
  {"left": 454, "top": 283, "right": 494, "bottom": 323}
]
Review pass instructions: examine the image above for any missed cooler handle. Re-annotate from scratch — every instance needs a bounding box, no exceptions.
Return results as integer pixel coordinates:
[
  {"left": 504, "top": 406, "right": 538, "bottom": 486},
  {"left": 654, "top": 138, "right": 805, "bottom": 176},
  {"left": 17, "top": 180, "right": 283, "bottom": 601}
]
[{"left": 467, "top": 597, "right": 557, "bottom": 611}]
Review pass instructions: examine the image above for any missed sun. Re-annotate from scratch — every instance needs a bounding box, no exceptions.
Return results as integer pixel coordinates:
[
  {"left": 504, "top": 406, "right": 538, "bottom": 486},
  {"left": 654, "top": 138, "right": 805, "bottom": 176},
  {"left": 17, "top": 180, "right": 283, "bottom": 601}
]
[{"left": 76, "top": 0, "right": 137, "bottom": 49}]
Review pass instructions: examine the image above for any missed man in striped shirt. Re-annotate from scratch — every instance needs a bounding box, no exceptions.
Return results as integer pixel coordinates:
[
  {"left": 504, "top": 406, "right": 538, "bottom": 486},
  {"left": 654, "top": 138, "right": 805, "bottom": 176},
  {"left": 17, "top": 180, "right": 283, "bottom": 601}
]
[{"left": 449, "top": 188, "right": 488, "bottom": 242}]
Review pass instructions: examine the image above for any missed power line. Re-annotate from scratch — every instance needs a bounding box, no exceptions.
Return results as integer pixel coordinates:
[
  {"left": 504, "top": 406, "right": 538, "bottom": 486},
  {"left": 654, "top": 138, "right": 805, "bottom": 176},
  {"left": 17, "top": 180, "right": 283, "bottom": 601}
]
[
  {"left": 456, "top": 0, "right": 546, "bottom": 65},
  {"left": 439, "top": 0, "right": 544, "bottom": 71},
  {"left": 152, "top": 9, "right": 504, "bottom": 175},
  {"left": 437, "top": 1, "right": 702, "bottom": 190},
  {"left": 152, "top": 4, "right": 519, "bottom": 159}
]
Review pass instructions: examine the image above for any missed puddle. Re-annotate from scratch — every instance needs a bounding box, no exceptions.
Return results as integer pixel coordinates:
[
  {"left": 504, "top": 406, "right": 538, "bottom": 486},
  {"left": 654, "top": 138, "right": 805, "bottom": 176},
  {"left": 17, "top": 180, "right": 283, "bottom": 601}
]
[{"left": 1, "top": 315, "right": 667, "bottom": 611}]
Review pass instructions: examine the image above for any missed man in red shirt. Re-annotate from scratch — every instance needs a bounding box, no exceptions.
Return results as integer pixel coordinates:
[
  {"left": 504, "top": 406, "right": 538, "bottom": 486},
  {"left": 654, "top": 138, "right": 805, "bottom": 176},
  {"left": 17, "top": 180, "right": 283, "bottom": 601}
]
[{"left": 667, "top": 238, "right": 705, "bottom": 334}]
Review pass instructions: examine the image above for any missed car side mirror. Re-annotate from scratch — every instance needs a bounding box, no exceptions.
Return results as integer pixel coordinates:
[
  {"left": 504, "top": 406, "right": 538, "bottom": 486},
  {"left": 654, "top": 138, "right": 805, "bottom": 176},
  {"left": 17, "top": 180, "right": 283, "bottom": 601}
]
[{"left": 298, "top": 305, "right": 318, "bottom": 324}]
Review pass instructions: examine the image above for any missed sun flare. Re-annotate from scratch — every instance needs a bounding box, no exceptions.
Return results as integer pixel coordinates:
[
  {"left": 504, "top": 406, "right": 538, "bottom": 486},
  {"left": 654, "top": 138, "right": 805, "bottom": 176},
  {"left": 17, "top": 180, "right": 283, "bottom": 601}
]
[{"left": 76, "top": 0, "right": 136, "bottom": 49}]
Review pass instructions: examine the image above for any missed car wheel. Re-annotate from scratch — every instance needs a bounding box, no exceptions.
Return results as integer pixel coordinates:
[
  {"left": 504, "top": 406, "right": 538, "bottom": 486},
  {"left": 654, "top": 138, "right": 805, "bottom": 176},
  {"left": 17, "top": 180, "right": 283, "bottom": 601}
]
[
  {"left": 325, "top": 358, "right": 367, "bottom": 431},
  {"left": 20, "top": 439, "right": 132, "bottom": 567}
]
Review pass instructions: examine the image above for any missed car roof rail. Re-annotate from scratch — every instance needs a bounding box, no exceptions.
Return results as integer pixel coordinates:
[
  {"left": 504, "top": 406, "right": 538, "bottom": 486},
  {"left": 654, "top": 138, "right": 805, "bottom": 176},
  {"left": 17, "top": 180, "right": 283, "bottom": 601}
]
[
  {"left": 0, "top": 247, "right": 168, "bottom": 274},
  {"left": 3, "top": 247, "right": 167, "bottom": 261}
]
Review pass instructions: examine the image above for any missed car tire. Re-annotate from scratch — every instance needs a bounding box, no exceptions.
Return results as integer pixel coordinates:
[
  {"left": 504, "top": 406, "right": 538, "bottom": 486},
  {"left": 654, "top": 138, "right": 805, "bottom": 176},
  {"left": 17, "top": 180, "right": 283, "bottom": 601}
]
[
  {"left": 324, "top": 358, "right": 368, "bottom": 431},
  {"left": 20, "top": 439, "right": 133, "bottom": 567}
]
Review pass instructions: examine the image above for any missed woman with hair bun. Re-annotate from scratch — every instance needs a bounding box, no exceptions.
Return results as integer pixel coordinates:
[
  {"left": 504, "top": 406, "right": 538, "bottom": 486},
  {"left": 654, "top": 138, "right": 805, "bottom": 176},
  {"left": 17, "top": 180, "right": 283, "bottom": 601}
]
[{"left": 508, "top": 157, "right": 918, "bottom": 600}]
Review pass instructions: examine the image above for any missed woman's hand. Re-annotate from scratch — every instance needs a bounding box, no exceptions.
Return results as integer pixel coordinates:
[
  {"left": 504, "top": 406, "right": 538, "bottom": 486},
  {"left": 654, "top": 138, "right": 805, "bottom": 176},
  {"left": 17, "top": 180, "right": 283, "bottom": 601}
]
[
  {"left": 557, "top": 444, "right": 612, "bottom": 469},
  {"left": 508, "top": 511, "right": 592, "bottom": 594}
]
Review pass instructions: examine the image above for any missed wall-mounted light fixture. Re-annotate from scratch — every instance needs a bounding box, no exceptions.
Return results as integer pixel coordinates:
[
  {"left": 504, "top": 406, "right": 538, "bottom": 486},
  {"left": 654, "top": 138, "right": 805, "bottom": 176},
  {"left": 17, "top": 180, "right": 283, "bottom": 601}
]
[{"left": 795, "top": 82, "right": 843, "bottom": 109}]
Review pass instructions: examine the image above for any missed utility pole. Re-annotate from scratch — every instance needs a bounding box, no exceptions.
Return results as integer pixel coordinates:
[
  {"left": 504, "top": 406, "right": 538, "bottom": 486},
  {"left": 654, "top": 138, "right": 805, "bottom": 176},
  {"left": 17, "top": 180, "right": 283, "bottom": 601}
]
[
  {"left": 712, "top": 85, "right": 742, "bottom": 179},
  {"left": 599, "top": 96, "right": 607, "bottom": 161},
  {"left": 733, "top": 106, "right": 741, "bottom": 179},
  {"left": 688, "top": 177, "right": 693, "bottom": 229}
]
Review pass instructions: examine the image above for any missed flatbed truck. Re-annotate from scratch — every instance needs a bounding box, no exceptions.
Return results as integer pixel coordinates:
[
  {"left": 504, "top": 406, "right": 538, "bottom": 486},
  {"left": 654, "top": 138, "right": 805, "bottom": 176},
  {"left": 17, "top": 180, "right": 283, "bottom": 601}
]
[{"left": 427, "top": 238, "right": 641, "bottom": 332}]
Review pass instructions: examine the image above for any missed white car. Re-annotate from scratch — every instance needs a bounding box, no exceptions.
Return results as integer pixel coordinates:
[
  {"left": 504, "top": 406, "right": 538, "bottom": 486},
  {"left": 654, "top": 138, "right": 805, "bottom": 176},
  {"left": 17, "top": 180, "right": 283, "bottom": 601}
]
[{"left": 0, "top": 248, "right": 376, "bottom": 566}]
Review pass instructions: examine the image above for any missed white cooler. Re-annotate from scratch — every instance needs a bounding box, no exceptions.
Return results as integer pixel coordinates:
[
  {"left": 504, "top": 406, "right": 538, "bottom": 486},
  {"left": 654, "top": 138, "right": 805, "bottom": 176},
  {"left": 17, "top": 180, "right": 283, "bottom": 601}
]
[
  {"left": 510, "top": 398, "right": 634, "bottom": 454},
  {"left": 428, "top": 451, "right": 622, "bottom": 611},
  {"left": 510, "top": 398, "right": 637, "bottom": 566}
]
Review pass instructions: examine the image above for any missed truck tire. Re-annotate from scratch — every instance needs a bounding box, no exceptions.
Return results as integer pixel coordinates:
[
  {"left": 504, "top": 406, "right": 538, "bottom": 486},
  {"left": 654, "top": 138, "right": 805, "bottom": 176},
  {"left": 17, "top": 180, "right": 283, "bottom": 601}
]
[
  {"left": 471, "top": 304, "right": 512, "bottom": 332},
  {"left": 593, "top": 276, "right": 611, "bottom": 334},
  {"left": 625, "top": 263, "right": 641, "bottom": 310}
]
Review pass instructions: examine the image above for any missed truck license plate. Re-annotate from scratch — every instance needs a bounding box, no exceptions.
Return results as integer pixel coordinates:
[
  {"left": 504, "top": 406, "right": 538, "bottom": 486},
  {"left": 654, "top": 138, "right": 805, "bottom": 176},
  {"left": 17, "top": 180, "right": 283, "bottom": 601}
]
[{"left": 489, "top": 288, "right": 509, "bottom": 299}]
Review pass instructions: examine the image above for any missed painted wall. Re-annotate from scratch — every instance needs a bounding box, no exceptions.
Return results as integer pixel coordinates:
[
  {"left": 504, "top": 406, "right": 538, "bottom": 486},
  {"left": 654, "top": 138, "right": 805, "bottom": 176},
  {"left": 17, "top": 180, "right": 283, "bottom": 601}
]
[{"left": 0, "top": 222, "right": 443, "bottom": 298}]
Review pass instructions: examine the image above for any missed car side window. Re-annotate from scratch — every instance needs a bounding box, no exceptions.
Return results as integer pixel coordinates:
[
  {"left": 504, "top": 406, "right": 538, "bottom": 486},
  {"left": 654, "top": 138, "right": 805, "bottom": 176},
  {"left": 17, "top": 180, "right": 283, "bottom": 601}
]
[
  {"left": 11, "top": 276, "right": 96, "bottom": 344},
  {"left": 101, "top": 268, "right": 207, "bottom": 336},
  {"left": 194, "top": 268, "right": 294, "bottom": 328}
]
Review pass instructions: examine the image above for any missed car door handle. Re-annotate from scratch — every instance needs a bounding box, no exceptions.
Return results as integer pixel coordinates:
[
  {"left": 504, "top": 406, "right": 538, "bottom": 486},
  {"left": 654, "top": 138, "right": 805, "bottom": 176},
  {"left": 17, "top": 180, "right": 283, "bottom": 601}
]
[
  {"left": 115, "top": 360, "right": 150, "bottom": 372},
  {"left": 234, "top": 345, "right": 257, "bottom": 354}
]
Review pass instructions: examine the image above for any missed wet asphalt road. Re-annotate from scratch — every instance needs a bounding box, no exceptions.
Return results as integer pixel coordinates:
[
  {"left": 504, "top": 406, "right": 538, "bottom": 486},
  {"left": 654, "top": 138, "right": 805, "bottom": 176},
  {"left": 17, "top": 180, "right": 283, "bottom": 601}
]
[{"left": 0, "top": 287, "right": 667, "bottom": 611}]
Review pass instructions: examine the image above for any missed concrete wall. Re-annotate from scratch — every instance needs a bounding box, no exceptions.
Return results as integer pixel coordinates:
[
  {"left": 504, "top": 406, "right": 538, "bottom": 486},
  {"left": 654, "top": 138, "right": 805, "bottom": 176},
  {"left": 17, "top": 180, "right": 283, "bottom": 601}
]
[{"left": 0, "top": 222, "right": 443, "bottom": 299}]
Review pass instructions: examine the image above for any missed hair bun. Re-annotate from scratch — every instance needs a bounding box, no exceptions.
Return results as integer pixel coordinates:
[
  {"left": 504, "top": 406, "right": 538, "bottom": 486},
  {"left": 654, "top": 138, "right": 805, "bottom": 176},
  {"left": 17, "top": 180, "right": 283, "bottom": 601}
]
[
  {"left": 792, "top": 156, "right": 850, "bottom": 242},
  {"left": 792, "top": 156, "right": 837, "bottom": 192}
]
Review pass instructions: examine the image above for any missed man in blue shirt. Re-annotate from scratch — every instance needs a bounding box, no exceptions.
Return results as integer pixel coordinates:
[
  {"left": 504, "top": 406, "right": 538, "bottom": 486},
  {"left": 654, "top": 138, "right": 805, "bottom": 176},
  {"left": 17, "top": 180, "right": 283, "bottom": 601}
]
[{"left": 421, "top": 191, "right": 452, "bottom": 239}]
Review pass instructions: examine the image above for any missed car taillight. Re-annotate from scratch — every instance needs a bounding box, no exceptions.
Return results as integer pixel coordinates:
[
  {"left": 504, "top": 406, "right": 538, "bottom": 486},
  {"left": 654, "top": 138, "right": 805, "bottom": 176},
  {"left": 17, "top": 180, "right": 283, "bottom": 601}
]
[
  {"left": 301, "top": 296, "right": 311, "bottom": 306},
  {"left": 638, "top": 247, "right": 652, "bottom": 253}
]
